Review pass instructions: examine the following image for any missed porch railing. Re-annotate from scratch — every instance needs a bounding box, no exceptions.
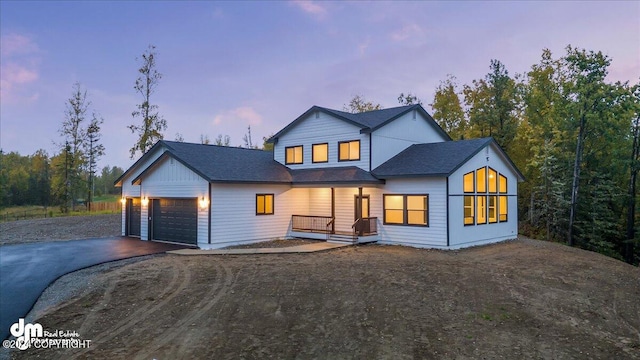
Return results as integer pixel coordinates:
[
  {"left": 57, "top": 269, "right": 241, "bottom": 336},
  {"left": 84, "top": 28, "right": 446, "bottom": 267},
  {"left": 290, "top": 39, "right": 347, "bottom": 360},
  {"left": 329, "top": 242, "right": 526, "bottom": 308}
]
[
  {"left": 352, "top": 217, "right": 378, "bottom": 236},
  {"left": 291, "top": 215, "right": 334, "bottom": 234}
]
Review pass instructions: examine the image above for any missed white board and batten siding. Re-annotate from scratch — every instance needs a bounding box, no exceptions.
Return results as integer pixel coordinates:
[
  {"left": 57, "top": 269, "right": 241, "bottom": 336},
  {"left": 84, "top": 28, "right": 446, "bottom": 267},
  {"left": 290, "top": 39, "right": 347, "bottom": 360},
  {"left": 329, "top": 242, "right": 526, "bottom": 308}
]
[
  {"left": 273, "top": 111, "right": 371, "bottom": 171},
  {"left": 447, "top": 142, "right": 519, "bottom": 248},
  {"left": 376, "top": 178, "right": 448, "bottom": 248},
  {"left": 370, "top": 111, "right": 448, "bottom": 169},
  {"left": 120, "top": 147, "right": 167, "bottom": 236},
  {"left": 207, "top": 184, "right": 307, "bottom": 248},
  {"left": 137, "top": 156, "right": 209, "bottom": 243}
]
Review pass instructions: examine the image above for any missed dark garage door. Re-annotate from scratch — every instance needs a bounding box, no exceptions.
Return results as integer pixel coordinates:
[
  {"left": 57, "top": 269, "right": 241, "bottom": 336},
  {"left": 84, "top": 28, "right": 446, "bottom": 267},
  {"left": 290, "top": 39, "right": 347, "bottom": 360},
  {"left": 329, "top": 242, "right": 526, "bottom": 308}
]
[
  {"left": 151, "top": 198, "right": 198, "bottom": 245},
  {"left": 127, "top": 198, "right": 141, "bottom": 237}
]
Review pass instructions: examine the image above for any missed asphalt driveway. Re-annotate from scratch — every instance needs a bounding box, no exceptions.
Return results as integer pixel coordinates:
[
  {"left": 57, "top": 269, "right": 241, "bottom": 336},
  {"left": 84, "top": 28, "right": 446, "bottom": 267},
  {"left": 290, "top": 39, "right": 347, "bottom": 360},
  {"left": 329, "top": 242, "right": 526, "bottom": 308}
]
[{"left": 0, "top": 237, "right": 188, "bottom": 340}]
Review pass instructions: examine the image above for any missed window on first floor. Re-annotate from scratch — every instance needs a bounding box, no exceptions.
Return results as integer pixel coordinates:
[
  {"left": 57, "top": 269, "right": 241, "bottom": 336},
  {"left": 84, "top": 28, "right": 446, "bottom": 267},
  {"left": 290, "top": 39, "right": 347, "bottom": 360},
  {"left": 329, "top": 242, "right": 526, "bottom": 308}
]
[
  {"left": 464, "top": 196, "right": 474, "bottom": 225},
  {"left": 499, "top": 196, "right": 508, "bottom": 221},
  {"left": 477, "top": 195, "right": 487, "bottom": 224},
  {"left": 383, "top": 194, "right": 429, "bottom": 226},
  {"left": 488, "top": 195, "right": 497, "bottom": 223},
  {"left": 312, "top": 143, "right": 328, "bottom": 163},
  {"left": 338, "top": 140, "right": 360, "bottom": 161},
  {"left": 256, "top": 194, "right": 274, "bottom": 215},
  {"left": 285, "top": 146, "right": 303, "bottom": 164}
]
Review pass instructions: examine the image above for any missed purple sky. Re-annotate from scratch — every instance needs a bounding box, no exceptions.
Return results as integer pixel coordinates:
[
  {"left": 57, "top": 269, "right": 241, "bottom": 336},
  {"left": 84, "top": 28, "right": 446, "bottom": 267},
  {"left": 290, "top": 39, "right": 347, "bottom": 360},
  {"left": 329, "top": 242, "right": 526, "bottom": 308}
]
[{"left": 1, "top": 1, "right": 639, "bottom": 170}]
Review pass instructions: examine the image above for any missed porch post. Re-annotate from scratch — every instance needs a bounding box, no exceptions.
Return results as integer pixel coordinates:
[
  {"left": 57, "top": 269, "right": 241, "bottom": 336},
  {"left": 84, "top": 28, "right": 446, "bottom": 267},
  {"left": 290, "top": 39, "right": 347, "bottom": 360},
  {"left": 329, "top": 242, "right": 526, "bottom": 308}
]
[
  {"left": 331, "top": 187, "right": 335, "bottom": 234},
  {"left": 358, "top": 187, "right": 363, "bottom": 236}
]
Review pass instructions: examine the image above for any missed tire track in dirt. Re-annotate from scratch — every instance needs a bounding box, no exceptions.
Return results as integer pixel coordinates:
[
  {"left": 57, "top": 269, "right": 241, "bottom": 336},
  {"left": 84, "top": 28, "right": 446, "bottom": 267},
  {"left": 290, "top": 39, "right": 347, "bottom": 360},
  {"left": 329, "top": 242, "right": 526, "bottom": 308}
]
[
  {"left": 76, "top": 280, "right": 119, "bottom": 336},
  {"left": 69, "top": 257, "right": 191, "bottom": 359},
  {"left": 133, "top": 260, "right": 235, "bottom": 360}
]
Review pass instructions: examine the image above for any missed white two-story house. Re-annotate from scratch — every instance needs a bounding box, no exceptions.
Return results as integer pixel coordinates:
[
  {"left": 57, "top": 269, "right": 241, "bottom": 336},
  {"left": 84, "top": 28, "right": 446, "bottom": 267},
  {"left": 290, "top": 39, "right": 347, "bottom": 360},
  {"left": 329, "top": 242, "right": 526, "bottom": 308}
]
[{"left": 115, "top": 104, "right": 524, "bottom": 249}]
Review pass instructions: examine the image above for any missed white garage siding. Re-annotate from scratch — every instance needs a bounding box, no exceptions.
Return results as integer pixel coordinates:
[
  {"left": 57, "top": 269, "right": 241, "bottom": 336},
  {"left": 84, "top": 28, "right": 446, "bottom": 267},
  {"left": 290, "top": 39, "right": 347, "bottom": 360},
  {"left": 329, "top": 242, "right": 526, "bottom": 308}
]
[
  {"left": 376, "top": 178, "right": 448, "bottom": 248},
  {"left": 447, "top": 143, "right": 519, "bottom": 248},
  {"left": 370, "top": 110, "right": 448, "bottom": 169},
  {"left": 207, "top": 184, "right": 307, "bottom": 248},
  {"left": 273, "top": 111, "right": 371, "bottom": 171},
  {"left": 120, "top": 147, "right": 167, "bottom": 236},
  {"left": 121, "top": 199, "right": 126, "bottom": 236},
  {"left": 137, "top": 157, "right": 209, "bottom": 243}
]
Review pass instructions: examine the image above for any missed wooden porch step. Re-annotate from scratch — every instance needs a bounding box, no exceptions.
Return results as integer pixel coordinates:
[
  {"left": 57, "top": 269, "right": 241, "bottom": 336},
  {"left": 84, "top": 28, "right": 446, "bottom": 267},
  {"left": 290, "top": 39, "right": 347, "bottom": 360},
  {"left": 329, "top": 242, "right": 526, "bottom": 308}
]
[{"left": 327, "top": 233, "right": 356, "bottom": 243}]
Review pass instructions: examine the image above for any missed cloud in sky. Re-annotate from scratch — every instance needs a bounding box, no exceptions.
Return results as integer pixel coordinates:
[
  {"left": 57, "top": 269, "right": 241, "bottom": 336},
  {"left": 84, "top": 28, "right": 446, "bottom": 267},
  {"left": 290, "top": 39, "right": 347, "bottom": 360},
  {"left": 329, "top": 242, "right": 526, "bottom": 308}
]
[
  {"left": 390, "top": 23, "right": 424, "bottom": 42},
  {"left": 0, "top": 33, "right": 40, "bottom": 104},
  {"left": 213, "top": 106, "right": 263, "bottom": 127},
  {"left": 290, "top": 0, "right": 327, "bottom": 18}
]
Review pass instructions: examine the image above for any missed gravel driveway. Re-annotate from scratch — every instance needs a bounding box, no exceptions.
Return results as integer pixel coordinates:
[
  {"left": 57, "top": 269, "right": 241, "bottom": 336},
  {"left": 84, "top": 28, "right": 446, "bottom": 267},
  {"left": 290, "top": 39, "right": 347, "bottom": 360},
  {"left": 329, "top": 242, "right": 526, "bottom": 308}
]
[{"left": 0, "top": 214, "right": 121, "bottom": 245}]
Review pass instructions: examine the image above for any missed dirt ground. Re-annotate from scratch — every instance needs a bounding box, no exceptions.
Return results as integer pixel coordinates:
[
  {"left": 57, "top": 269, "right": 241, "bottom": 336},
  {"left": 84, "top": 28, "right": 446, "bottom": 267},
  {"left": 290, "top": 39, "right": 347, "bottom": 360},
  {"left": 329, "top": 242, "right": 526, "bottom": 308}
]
[{"left": 10, "top": 237, "right": 640, "bottom": 359}]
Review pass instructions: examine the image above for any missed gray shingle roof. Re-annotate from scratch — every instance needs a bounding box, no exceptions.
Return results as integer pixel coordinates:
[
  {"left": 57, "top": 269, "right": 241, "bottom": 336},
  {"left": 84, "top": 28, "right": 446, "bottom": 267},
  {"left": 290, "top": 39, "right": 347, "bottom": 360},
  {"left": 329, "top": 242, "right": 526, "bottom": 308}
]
[
  {"left": 268, "top": 104, "right": 451, "bottom": 142},
  {"left": 291, "top": 166, "right": 382, "bottom": 184},
  {"left": 154, "top": 141, "right": 292, "bottom": 183},
  {"left": 129, "top": 141, "right": 382, "bottom": 185},
  {"left": 372, "top": 138, "right": 495, "bottom": 178},
  {"left": 319, "top": 105, "right": 417, "bottom": 129}
]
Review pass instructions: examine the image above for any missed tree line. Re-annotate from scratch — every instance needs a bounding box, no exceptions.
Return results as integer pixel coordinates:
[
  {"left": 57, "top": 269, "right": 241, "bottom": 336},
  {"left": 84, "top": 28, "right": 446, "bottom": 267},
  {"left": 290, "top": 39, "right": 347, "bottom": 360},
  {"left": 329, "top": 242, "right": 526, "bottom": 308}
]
[{"left": 347, "top": 46, "right": 639, "bottom": 265}]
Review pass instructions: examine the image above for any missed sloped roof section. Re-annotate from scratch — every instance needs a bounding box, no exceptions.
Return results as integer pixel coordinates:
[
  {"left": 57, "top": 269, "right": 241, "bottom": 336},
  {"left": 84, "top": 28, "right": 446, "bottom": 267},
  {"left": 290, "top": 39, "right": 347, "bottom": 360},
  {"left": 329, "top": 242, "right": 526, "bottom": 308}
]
[
  {"left": 319, "top": 105, "right": 416, "bottom": 129},
  {"left": 150, "top": 141, "right": 292, "bottom": 183},
  {"left": 291, "top": 166, "right": 383, "bottom": 185},
  {"left": 268, "top": 104, "right": 450, "bottom": 143},
  {"left": 373, "top": 138, "right": 523, "bottom": 179}
]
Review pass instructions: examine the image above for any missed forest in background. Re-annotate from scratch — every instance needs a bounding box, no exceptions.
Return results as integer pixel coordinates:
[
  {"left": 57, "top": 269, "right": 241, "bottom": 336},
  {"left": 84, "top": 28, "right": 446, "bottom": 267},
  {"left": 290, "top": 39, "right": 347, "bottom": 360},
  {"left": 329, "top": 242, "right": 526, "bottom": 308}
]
[
  {"left": 426, "top": 46, "right": 639, "bottom": 265},
  {"left": 1, "top": 45, "right": 638, "bottom": 265}
]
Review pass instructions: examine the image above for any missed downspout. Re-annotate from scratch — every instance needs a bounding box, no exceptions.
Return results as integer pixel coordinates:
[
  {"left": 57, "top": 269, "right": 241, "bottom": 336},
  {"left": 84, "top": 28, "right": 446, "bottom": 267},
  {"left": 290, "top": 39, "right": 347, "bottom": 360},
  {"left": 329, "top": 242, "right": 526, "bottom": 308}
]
[
  {"left": 208, "top": 182, "right": 212, "bottom": 244},
  {"left": 446, "top": 178, "right": 450, "bottom": 247},
  {"left": 368, "top": 133, "right": 372, "bottom": 171}
]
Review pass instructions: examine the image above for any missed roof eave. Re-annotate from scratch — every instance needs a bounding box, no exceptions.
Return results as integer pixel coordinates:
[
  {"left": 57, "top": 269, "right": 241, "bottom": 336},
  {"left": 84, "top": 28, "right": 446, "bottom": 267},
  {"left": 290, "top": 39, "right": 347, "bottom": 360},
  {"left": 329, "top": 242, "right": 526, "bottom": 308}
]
[
  {"left": 114, "top": 140, "right": 171, "bottom": 187},
  {"left": 131, "top": 151, "right": 212, "bottom": 185}
]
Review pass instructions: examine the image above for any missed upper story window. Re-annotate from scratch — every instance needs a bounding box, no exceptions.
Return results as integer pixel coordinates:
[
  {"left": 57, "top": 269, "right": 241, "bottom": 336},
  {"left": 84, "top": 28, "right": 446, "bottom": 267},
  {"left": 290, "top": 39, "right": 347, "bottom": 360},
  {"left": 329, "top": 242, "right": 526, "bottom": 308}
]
[
  {"left": 338, "top": 140, "right": 360, "bottom": 161},
  {"left": 463, "top": 172, "right": 474, "bottom": 193},
  {"left": 285, "top": 145, "right": 303, "bottom": 165},
  {"left": 312, "top": 143, "right": 328, "bottom": 163}
]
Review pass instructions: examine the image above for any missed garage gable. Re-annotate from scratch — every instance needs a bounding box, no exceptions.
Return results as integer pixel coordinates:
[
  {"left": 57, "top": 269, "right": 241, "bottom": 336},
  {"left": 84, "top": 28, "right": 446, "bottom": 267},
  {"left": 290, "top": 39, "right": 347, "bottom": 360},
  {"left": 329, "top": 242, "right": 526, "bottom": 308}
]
[{"left": 133, "top": 152, "right": 208, "bottom": 185}]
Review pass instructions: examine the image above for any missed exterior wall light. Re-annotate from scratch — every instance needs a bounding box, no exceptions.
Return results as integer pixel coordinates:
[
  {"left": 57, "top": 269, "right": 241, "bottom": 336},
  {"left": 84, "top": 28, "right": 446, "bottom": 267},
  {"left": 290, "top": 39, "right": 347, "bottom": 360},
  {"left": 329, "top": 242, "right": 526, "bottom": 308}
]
[
  {"left": 141, "top": 197, "right": 149, "bottom": 206},
  {"left": 120, "top": 197, "right": 126, "bottom": 204},
  {"left": 199, "top": 196, "right": 209, "bottom": 210}
]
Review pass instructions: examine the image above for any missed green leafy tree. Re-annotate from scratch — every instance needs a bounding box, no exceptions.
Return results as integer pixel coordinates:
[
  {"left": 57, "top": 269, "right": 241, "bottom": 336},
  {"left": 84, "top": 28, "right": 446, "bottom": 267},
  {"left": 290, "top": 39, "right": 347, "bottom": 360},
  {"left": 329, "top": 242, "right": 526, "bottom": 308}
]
[
  {"left": 85, "top": 113, "right": 105, "bottom": 210},
  {"left": 430, "top": 75, "right": 466, "bottom": 140},
  {"left": 464, "top": 60, "right": 519, "bottom": 151},
  {"left": 58, "top": 82, "right": 91, "bottom": 211},
  {"left": 128, "top": 45, "right": 167, "bottom": 158}
]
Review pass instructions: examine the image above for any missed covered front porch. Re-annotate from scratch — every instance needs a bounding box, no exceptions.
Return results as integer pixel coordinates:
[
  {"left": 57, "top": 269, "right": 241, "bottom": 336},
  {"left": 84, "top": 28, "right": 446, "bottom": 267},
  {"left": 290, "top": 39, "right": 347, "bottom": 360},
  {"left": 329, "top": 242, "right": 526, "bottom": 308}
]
[{"left": 287, "top": 186, "right": 381, "bottom": 244}]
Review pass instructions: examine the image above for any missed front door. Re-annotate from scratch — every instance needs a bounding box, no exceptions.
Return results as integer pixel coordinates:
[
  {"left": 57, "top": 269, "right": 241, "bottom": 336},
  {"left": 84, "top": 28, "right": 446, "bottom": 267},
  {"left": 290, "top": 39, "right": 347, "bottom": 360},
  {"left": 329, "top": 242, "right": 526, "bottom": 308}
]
[
  {"left": 354, "top": 195, "right": 370, "bottom": 220},
  {"left": 355, "top": 195, "right": 370, "bottom": 235}
]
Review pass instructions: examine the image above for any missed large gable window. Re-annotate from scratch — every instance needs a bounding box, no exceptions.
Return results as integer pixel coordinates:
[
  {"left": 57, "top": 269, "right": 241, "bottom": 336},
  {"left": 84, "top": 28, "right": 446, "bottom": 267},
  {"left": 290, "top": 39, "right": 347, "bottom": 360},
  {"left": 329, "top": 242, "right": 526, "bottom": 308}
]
[
  {"left": 256, "top": 194, "right": 274, "bottom": 215},
  {"left": 338, "top": 140, "right": 360, "bottom": 161},
  {"left": 312, "top": 143, "right": 328, "bottom": 163},
  {"left": 285, "top": 145, "right": 303, "bottom": 165},
  {"left": 384, "top": 194, "right": 429, "bottom": 226},
  {"left": 463, "top": 167, "right": 509, "bottom": 226}
]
